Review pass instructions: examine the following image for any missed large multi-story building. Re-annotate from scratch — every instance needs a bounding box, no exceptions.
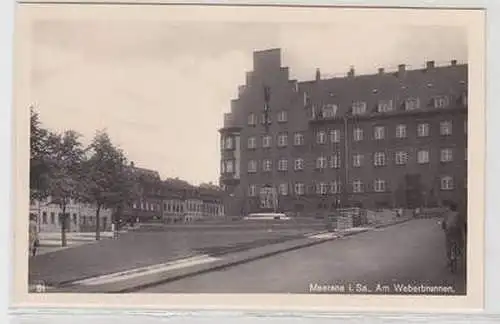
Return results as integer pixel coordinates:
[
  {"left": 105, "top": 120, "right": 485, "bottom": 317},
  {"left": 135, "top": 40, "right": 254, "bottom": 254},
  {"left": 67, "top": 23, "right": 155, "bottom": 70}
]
[{"left": 219, "top": 48, "right": 467, "bottom": 217}]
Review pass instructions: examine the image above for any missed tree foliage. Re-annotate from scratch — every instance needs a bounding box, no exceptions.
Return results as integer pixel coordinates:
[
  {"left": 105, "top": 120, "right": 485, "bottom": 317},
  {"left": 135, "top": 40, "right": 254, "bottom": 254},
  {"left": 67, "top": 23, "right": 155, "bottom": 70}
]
[
  {"left": 81, "top": 130, "right": 138, "bottom": 240},
  {"left": 45, "top": 130, "right": 85, "bottom": 246},
  {"left": 29, "top": 107, "right": 55, "bottom": 201}
]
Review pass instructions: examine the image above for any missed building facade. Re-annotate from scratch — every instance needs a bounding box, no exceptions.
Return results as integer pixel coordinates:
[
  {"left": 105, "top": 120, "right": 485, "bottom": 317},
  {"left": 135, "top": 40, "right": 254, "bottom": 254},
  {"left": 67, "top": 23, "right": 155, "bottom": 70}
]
[
  {"left": 121, "top": 164, "right": 226, "bottom": 223},
  {"left": 219, "top": 48, "right": 467, "bottom": 217},
  {"left": 29, "top": 197, "right": 113, "bottom": 233}
]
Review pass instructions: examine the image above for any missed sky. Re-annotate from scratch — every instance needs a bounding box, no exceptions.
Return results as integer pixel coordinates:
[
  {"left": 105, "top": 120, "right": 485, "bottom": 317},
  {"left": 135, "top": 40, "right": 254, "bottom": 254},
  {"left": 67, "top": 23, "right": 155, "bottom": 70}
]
[{"left": 30, "top": 20, "right": 467, "bottom": 185}]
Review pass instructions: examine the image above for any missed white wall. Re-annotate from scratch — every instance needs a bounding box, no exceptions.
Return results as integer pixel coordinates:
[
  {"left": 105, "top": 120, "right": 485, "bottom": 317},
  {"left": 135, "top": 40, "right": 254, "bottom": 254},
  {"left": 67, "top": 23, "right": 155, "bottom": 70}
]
[{"left": 29, "top": 198, "right": 112, "bottom": 233}]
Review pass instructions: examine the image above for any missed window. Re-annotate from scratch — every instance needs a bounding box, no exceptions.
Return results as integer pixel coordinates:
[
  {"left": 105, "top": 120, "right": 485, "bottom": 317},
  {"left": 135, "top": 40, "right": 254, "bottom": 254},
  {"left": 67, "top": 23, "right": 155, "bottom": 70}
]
[
  {"left": 405, "top": 98, "right": 420, "bottom": 111},
  {"left": 417, "top": 123, "right": 430, "bottom": 137},
  {"left": 395, "top": 151, "right": 408, "bottom": 165},
  {"left": 464, "top": 120, "right": 467, "bottom": 134},
  {"left": 316, "top": 156, "right": 327, "bottom": 169},
  {"left": 433, "top": 96, "right": 449, "bottom": 108},
  {"left": 278, "top": 159, "right": 288, "bottom": 171},
  {"left": 329, "top": 129, "right": 340, "bottom": 143},
  {"left": 262, "top": 159, "right": 272, "bottom": 172},
  {"left": 373, "top": 152, "right": 386, "bottom": 167},
  {"left": 248, "top": 160, "right": 257, "bottom": 173},
  {"left": 374, "top": 179, "right": 386, "bottom": 192},
  {"left": 374, "top": 126, "right": 385, "bottom": 140},
  {"left": 225, "top": 160, "right": 234, "bottom": 173},
  {"left": 294, "top": 182, "right": 305, "bottom": 196},
  {"left": 249, "top": 185, "right": 257, "bottom": 197},
  {"left": 353, "top": 154, "right": 363, "bottom": 167},
  {"left": 303, "top": 91, "right": 310, "bottom": 107},
  {"left": 316, "top": 182, "right": 329, "bottom": 195},
  {"left": 224, "top": 137, "right": 233, "bottom": 150},
  {"left": 277, "top": 110, "right": 288, "bottom": 123},
  {"left": 248, "top": 113, "right": 257, "bottom": 126},
  {"left": 465, "top": 147, "right": 468, "bottom": 161},
  {"left": 277, "top": 133, "right": 288, "bottom": 147},
  {"left": 42, "top": 212, "right": 47, "bottom": 224},
  {"left": 294, "top": 158, "right": 304, "bottom": 171},
  {"left": 316, "top": 131, "right": 326, "bottom": 144},
  {"left": 294, "top": 132, "right": 304, "bottom": 146},
  {"left": 441, "top": 176, "right": 454, "bottom": 190},
  {"left": 353, "top": 128, "right": 363, "bottom": 141},
  {"left": 440, "top": 121, "right": 453, "bottom": 136},
  {"left": 262, "top": 135, "right": 272, "bottom": 148},
  {"left": 377, "top": 100, "right": 393, "bottom": 113},
  {"left": 329, "top": 154, "right": 341, "bottom": 169},
  {"left": 330, "top": 181, "right": 341, "bottom": 194},
  {"left": 50, "top": 212, "right": 55, "bottom": 224},
  {"left": 279, "top": 183, "right": 289, "bottom": 196},
  {"left": 260, "top": 113, "right": 271, "bottom": 124},
  {"left": 440, "top": 148, "right": 453, "bottom": 162},
  {"left": 396, "top": 124, "right": 407, "bottom": 138},
  {"left": 247, "top": 137, "right": 256, "bottom": 149},
  {"left": 352, "top": 101, "right": 367, "bottom": 115},
  {"left": 417, "top": 150, "right": 430, "bottom": 164},
  {"left": 353, "top": 180, "right": 363, "bottom": 193},
  {"left": 73, "top": 213, "right": 77, "bottom": 225},
  {"left": 322, "top": 104, "right": 338, "bottom": 118}
]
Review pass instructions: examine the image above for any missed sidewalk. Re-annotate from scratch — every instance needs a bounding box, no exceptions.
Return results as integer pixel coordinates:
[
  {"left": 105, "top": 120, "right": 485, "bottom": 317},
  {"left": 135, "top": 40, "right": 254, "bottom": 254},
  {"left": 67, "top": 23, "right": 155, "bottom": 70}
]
[{"left": 32, "top": 217, "right": 414, "bottom": 293}]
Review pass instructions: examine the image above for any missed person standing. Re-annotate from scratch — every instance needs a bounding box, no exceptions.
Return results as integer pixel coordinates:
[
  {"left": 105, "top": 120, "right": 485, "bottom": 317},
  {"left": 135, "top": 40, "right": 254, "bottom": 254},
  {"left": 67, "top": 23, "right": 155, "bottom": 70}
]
[{"left": 29, "top": 214, "right": 39, "bottom": 257}]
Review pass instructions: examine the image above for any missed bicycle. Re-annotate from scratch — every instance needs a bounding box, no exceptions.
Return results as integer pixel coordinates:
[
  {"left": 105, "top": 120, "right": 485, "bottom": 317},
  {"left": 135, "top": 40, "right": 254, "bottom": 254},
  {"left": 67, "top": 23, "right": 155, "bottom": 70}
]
[{"left": 448, "top": 236, "right": 464, "bottom": 273}]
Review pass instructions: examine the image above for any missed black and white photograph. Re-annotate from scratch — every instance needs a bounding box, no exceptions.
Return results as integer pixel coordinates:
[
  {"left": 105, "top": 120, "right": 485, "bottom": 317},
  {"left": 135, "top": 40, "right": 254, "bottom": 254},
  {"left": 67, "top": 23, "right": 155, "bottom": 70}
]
[{"left": 12, "top": 3, "right": 485, "bottom": 311}]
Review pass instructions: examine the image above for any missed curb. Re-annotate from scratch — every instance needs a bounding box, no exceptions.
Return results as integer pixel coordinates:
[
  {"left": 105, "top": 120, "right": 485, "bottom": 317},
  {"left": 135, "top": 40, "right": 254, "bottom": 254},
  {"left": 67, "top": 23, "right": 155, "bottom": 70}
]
[
  {"left": 51, "top": 219, "right": 414, "bottom": 293},
  {"left": 55, "top": 229, "right": 370, "bottom": 293}
]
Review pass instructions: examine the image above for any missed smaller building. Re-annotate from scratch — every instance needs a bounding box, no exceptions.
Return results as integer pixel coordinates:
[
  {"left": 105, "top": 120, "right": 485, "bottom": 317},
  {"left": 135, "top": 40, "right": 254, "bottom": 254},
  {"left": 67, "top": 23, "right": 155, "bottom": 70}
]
[{"left": 29, "top": 197, "right": 112, "bottom": 233}]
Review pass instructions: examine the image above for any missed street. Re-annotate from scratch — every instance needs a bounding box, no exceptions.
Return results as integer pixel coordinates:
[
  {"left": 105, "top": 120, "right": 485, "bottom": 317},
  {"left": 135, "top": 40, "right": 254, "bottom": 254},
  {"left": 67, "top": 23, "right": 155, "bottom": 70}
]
[
  {"left": 29, "top": 224, "right": 322, "bottom": 286},
  {"left": 141, "top": 218, "right": 466, "bottom": 294}
]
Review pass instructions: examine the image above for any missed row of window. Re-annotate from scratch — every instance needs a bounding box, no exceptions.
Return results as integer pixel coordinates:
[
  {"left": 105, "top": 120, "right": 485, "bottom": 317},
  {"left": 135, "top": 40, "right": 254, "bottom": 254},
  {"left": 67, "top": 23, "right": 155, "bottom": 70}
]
[
  {"left": 244, "top": 120, "right": 462, "bottom": 150},
  {"left": 248, "top": 176, "right": 456, "bottom": 197},
  {"left": 246, "top": 147, "right": 465, "bottom": 173},
  {"left": 140, "top": 200, "right": 223, "bottom": 214},
  {"left": 132, "top": 201, "right": 161, "bottom": 211},
  {"left": 246, "top": 94, "right": 466, "bottom": 127},
  {"left": 38, "top": 211, "right": 107, "bottom": 226}
]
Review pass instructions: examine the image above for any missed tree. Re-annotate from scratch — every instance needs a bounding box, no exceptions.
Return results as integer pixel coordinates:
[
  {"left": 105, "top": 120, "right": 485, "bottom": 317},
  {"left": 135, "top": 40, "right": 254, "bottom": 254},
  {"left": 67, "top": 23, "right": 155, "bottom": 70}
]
[
  {"left": 46, "top": 130, "right": 85, "bottom": 247},
  {"left": 82, "top": 130, "right": 134, "bottom": 240},
  {"left": 30, "top": 106, "right": 54, "bottom": 201}
]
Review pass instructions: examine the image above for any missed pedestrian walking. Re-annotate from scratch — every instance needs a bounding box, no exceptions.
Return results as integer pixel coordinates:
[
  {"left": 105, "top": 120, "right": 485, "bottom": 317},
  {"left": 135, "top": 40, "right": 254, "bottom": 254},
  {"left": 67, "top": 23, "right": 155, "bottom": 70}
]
[{"left": 29, "top": 214, "right": 39, "bottom": 257}]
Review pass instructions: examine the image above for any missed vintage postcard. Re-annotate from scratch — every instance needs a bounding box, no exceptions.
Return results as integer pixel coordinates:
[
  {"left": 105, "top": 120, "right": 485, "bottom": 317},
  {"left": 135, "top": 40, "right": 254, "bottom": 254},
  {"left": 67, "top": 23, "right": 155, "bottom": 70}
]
[{"left": 11, "top": 2, "right": 485, "bottom": 312}]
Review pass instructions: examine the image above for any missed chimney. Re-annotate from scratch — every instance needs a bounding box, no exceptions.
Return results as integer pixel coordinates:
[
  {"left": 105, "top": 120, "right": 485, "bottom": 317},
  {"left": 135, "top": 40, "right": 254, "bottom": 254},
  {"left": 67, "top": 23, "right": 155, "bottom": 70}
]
[
  {"left": 426, "top": 60, "right": 435, "bottom": 69},
  {"left": 451, "top": 59, "right": 457, "bottom": 66},
  {"left": 347, "top": 66, "right": 355, "bottom": 78},
  {"left": 398, "top": 64, "right": 406, "bottom": 76},
  {"left": 378, "top": 67, "right": 385, "bottom": 75},
  {"left": 315, "top": 68, "right": 321, "bottom": 81}
]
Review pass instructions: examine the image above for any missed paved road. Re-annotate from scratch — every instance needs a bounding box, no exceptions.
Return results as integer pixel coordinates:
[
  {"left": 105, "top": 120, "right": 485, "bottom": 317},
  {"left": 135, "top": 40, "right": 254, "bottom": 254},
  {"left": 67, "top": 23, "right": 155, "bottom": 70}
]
[
  {"left": 29, "top": 226, "right": 321, "bottom": 286},
  {"left": 142, "top": 218, "right": 466, "bottom": 295}
]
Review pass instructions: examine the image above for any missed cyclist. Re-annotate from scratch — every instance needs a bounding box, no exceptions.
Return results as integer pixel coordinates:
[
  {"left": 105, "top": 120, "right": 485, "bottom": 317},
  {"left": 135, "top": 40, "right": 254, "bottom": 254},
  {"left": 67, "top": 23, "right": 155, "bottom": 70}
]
[{"left": 441, "top": 202, "right": 465, "bottom": 268}]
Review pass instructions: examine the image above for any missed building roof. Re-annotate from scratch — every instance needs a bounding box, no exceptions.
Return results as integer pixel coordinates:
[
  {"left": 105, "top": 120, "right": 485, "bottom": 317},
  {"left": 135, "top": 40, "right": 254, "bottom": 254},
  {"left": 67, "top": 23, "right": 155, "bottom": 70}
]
[{"left": 298, "top": 62, "right": 467, "bottom": 118}]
